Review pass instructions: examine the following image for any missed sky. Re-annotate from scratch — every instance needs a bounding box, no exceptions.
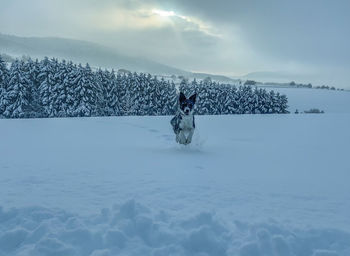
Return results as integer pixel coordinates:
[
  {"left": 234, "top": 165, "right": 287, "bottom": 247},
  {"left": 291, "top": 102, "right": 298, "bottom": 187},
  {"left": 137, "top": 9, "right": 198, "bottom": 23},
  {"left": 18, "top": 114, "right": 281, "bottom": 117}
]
[{"left": 0, "top": 0, "right": 349, "bottom": 88}]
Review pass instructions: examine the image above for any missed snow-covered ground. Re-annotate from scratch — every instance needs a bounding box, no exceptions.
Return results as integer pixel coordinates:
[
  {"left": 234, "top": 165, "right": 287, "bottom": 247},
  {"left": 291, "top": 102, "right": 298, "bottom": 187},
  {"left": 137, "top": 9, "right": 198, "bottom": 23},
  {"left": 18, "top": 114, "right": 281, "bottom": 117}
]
[
  {"left": 0, "top": 89, "right": 350, "bottom": 256},
  {"left": 273, "top": 87, "right": 350, "bottom": 114}
]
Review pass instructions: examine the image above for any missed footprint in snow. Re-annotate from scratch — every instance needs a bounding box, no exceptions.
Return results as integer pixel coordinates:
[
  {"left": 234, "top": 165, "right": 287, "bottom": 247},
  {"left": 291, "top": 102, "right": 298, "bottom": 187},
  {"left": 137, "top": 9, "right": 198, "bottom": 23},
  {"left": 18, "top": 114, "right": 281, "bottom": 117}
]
[{"left": 148, "top": 129, "right": 159, "bottom": 133}]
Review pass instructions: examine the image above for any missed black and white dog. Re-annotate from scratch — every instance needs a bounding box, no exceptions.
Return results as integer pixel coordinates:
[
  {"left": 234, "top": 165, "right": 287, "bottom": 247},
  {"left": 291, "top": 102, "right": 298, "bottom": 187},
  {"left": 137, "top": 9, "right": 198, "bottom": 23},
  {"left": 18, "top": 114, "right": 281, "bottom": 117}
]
[{"left": 171, "top": 92, "right": 197, "bottom": 145}]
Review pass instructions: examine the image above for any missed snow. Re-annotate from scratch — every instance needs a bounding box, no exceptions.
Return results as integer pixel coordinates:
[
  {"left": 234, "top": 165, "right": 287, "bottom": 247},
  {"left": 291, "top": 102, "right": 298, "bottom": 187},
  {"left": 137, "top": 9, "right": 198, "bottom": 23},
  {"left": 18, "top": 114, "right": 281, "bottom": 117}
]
[
  {"left": 0, "top": 89, "right": 350, "bottom": 255},
  {"left": 272, "top": 87, "right": 350, "bottom": 114}
]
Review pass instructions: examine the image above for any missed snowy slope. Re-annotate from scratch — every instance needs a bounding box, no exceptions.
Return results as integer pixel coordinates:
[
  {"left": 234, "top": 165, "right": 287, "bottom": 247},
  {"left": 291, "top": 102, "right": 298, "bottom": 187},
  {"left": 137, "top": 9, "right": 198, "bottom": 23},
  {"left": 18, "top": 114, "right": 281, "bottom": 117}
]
[
  {"left": 272, "top": 87, "right": 350, "bottom": 114},
  {"left": 0, "top": 91, "right": 350, "bottom": 256}
]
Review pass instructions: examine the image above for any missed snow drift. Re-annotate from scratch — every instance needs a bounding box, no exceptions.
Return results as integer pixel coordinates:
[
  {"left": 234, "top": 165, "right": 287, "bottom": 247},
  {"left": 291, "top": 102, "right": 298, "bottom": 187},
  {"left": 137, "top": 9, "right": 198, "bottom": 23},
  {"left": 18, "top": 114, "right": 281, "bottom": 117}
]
[{"left": 1, "top": 200, "right": 350, "bottom": 256}]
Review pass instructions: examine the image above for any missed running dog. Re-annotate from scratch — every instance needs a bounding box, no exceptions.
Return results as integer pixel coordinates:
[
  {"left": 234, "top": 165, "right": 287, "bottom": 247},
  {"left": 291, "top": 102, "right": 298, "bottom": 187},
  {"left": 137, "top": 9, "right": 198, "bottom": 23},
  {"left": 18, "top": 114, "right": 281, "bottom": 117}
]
[{"left": 170, "top": 92, "right": 197, "bottom": 145}]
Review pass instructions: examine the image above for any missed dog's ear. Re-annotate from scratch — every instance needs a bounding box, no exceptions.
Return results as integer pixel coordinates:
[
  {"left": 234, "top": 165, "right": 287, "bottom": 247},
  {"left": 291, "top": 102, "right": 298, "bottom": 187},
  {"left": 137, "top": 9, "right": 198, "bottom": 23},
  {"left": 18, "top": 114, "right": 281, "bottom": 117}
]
[
  {"left": 189, "top": 93, "right": 197, "bottom": 103},
  {"left": 179, "top": 92, "right": 186, "bottom": 103}
]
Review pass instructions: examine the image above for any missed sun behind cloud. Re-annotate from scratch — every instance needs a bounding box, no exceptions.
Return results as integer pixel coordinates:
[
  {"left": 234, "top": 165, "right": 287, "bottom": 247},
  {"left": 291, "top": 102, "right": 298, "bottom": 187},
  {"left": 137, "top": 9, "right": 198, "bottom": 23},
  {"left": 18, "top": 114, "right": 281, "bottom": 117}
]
[{"left": 152, "top": 9, "right": 175, "bottom": 17}]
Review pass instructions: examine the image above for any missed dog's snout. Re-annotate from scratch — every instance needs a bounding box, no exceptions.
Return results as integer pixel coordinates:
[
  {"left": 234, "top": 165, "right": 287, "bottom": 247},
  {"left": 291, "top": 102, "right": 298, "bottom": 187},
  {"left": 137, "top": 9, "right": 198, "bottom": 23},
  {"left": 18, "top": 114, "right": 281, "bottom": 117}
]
[{"left": 185, "top": 108, "right": 190, "bottom": 114}]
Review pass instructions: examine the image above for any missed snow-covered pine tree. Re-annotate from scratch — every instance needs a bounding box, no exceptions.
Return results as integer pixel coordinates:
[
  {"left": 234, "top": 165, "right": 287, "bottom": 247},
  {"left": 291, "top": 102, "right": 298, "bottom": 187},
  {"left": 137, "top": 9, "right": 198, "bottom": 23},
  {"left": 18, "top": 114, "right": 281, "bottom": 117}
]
[
  {"left": 235, "top": 85, "right": 243, "bottom": 114},
  {"left": 0, "top": 55, "right": 10, "bottom": 115},
  {"left": 164, "top": 80, "right": 177, "bottom": 115},
  {"left": 121, "top": 73, "right": 138, "bottom": 116},
  {"left": 136, "top": 72, "right": 157, "bottom": 116},
  {"left": 178, "top": 78, "right": 189, "bottom": 95},
  {"left": 142, "top": 73, "right": 153, "bottom": 116},
  {"left": 267, "top": 90, "right": 276, "bottom": 114},
  {"left": 225, "top": 85, "right": 238, "bottom": 114},
  {"left": 273, "top": 92, "right": 281, "bottom": 113},
  {"left": 95, "top": 68, "right": 108, "bottom": 116},
  {"left": 50, "top": 59, "right": 71, "bottom": 117},
  {"left": 27, "top": 58, "right": 40, "bottom": 87},
  {"left": 64, "top": 61, "right": 78, "bottom": 117},
  {"left": 243, "top": 85, "right": 254, "bottom": 114},
  {"left": 225, "top": 84, "right": 235, "bottom": 114},
  {"left": 44, "top": 58, "right": 61, "bottom": 117},
  {"left": 254, "top": 88, "right": 265, "bottom": 114},
  {"left": 189, "top": 78, "right": 198, "bottom": 98},
  {"left": 96, "top": 68, "right": 110, "bottom": 116},
  {"left": 0, "top": 55, "right": 9, "bottom": 89},
  {"left": 114, "top": 73, "right": 125, "bottom": 116},
  {"left": 108, "top": 70, "right": 121, "bottom": 116},
  {"left": 26, "top": 58, "right": 43, "bottom": 116},
  {"left": 153, "top": 77, "right": 168, "bottom": 115},
  {"left": 193, "top": 80, "right": 204, "bottom": 115},
  {"left": 129, "top": 72, "right": 143, "bottom": 115},
  {"left": 96, "top": 69, "right": 119, "bottom": 116},
  {"left": 2, "top": 60, "right": 35, "bottom": 118},
  {"left": 250, "top": 87, "right": 259, "bottom": 114},
  {"left": 216, "top": 84, "right": 228, "bottom": 114},
  {"left": 117, "top": 73, "right": 129, "bottom": 116},
  {"left": 279, "top": 94, "right": 289, "bottom": 113},
  {"left": 206, "top": 82, "right": 220, "bottom": 115},
  {"left": 37, "top": 57, "right": 55, "bottom": 117},
  {"left": 136, "top": 72, "right": 153, "bottom": 116},
  {"left": 72, "top": 63, "right": 99, "bottom": 117}
]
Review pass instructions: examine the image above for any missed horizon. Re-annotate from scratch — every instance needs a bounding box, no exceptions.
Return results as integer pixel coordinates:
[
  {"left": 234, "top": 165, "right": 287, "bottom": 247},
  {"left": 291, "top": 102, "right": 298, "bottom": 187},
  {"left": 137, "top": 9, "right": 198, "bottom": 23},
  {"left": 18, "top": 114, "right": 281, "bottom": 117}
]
[{"left": 1, "top": 0, "right": 349, "bottom": 88}]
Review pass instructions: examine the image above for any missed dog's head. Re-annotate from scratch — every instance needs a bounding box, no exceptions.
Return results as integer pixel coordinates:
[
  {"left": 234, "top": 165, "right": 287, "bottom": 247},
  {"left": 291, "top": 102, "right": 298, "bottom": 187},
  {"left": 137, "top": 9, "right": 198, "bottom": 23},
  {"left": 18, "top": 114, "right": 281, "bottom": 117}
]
[{"left": 179, "top": 92, "right": 196, "bottom": 115}]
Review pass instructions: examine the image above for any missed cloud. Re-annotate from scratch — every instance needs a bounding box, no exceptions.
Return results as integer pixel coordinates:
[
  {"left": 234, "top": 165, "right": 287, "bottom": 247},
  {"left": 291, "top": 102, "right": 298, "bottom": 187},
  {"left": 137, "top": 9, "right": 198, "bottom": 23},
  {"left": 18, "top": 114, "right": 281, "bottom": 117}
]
[
  {"left": 172, "top": 0, "right": 350, "bottom": 65},
  {"left": 0, "top": 0, "right": 349, "bottom": 87}
]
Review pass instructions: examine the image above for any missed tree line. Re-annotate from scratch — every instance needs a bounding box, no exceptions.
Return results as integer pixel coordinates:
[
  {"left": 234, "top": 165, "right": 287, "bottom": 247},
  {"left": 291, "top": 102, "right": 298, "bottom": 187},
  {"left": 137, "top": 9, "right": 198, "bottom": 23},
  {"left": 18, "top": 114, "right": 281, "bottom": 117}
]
[{"left": 0, "top": 56, "right": 288, "bottom": 118}]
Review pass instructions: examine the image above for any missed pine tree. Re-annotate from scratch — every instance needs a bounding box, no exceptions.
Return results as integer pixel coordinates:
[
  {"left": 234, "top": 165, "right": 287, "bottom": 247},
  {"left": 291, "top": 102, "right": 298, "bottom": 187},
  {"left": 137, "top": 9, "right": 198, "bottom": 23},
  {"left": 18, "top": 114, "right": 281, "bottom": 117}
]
[
  {"left": 164, "top": 80, "right": 177, "bottom": 115},
  {"left": 121, "top": 73, "right": 138, "bottom": 116},
  {"left": 27, "top": 58, "right": 43, "bottom": 116},
  {"left": 0, "top": 55, "right": 9, "bottom": 89},
  {"left": 0, "top": 55, "right": 10, "bottom": 115},
  {"left": 37, "top": 57, "right": 55, "bottom": 117},
  {"left": 129, "top": 72, "right": 144, "bottom": 115},
  {"left": 3, "top": 60, "right": 34, "bottom": 118},
  {"left": 114, "top": 73, "right": 125, "bottom": 116},
  {"left": 153, "top": 78, "right": 167, "bottom": 115},
  {"left": 50, "top": 59, "right": 74, "bottom": 117},
  {"left": 96, "top": 69, "right": 119, "bottom": 116},
  {"left": 95, "top": 68, "right": 108, "bottom": 116},
  {"left": 278, "top": 94, "right": 289, "bottom": 113},
  {"left": 72, "top": 63, "right": 98, "bottom": 117},
  {"left": 226, "top": 85, "right": 238, "bottom": 114},
  {"left": 148, "top": 75, "right": 159, "bottom": 115},
  {"left": 137, "top": 73, "right": 150, "bottom": 115},
  {"left": 117, "top": 73, "right": 129, "bottom": 116},
  {"left": 142, "top": 73, "right": 153, "bottom": 115},
  {"left": 196, "top": 80, "right": 210, "bottom": 115},
  {"left": 64, "top": 61, "right": 77, "bottom": 117},
  {"left": 107, "top": 70, "right": 120, "bottom": 116}
]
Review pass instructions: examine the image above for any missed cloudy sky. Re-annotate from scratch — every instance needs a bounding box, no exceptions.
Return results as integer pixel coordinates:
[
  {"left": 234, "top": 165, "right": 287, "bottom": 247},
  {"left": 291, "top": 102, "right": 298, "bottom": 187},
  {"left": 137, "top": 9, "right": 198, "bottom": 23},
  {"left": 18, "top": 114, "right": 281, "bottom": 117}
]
[{"left": 1, "top": 0, "right": 349, "bottom": 87}]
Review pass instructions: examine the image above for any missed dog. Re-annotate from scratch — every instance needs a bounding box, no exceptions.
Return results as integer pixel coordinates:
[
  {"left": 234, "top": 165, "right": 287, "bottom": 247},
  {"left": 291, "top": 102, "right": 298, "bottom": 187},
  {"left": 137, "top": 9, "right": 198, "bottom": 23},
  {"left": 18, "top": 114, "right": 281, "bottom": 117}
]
[{"left": 170, "top": 92, "right": 197, "bottom": 145}]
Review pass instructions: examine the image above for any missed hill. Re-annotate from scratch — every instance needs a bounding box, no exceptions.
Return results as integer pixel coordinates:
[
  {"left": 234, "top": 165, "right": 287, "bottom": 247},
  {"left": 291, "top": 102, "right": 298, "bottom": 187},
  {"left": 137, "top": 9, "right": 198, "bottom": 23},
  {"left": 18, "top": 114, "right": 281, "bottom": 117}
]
[{"left": 0, "top": 34, "right": 235, "bottom": 83}]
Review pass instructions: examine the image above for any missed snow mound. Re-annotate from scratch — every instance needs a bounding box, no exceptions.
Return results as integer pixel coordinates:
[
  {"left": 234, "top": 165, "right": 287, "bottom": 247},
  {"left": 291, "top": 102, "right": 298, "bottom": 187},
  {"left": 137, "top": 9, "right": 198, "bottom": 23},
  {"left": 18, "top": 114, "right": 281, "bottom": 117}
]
[{"left": 1, "top": 201, "right": 350, "bottom": 256}]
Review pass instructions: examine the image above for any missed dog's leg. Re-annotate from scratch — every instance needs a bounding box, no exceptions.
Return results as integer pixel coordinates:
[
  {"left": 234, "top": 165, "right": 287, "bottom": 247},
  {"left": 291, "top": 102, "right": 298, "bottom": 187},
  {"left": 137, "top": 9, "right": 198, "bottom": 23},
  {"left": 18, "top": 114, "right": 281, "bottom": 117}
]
[
  {"left": 185, "top": 129, "right": 194, "bottom": 144},
  {"left": 178, "top": 131, "right": 187, "bottom": 144}
]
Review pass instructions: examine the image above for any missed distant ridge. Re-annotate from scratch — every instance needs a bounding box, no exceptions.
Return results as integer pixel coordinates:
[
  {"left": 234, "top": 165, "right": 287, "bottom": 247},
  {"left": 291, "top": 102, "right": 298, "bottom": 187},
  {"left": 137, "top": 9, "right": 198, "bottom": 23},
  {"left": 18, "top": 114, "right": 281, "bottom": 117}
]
[{"left": 0, "top": 33, "right": 235, "bottom": 83}]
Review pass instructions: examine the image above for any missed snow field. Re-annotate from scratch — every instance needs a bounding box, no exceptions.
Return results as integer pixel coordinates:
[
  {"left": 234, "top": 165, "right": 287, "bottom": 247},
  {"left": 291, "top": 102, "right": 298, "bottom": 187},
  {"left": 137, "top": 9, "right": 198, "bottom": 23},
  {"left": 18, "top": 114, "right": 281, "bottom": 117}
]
[
  {"left": 272, "top": 87, "right": 350, "bottom": 114},
  {"left": 0, "top": 88, "right": 350, "bottom": 255}
]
